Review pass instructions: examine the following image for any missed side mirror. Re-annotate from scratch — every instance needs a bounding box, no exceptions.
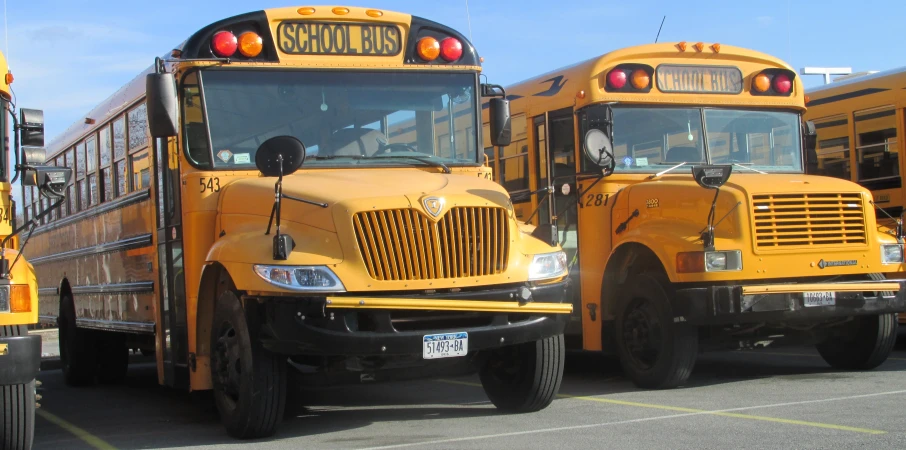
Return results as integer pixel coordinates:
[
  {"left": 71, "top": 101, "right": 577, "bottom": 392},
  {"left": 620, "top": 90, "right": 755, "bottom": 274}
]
[
  {"left": 803, "top": 120, "right": 818, "bottom": 173},
  {"left": 19, "top": 108, "right": 44, "bottom": 147},
  {"left": 255, "top": 136, "right": 306, "bottom": 177},
  {"left": 146, "top": 72, "right": 178, "bottom": 138},
  {"left": 24, "top": 166, "right": 72, "bottom": 197},
  {"left": 583, "top": 128, "right": 614, "bottom": 167},
  {"left": 488, "top": 98, "right": 511, "bottom": 147},
  {"left": 691, "top": 165, "right": 733, "bottom": 189}
]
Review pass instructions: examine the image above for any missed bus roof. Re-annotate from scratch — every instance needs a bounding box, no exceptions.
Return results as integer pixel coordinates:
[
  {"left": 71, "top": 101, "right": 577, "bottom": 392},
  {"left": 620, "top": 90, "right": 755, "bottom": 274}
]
[
  {"left": 806, "top": 65, "right": 906, "bottom": 97},
  {"left": 498, "top": 42, "right": 804, "bottom": 115},
  {"left": 46, "top": 5, "right": 479, "bottom": 160}
]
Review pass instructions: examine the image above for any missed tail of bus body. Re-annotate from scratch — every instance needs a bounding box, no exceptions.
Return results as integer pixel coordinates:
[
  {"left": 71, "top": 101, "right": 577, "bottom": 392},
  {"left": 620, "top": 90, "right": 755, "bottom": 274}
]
[{"left": 574, "top": 114, "right": 905, "bottom": 389}]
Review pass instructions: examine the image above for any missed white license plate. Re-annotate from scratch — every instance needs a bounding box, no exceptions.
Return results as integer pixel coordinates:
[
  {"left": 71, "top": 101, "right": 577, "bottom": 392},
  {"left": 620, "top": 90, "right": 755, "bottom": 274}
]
[
  {"left": 423, "top": 332, "right": 468, "bottom": 359},
  {"left": 804, "top": 291, "right": 836, "bottom": 307}
]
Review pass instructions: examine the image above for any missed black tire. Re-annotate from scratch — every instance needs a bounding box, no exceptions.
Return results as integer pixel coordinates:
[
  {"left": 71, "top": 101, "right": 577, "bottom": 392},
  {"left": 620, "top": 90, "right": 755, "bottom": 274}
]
[
  {"left": 96, "top": 333, "right": 129, "bottom": 385},
  {"left": 59, "top": 295, "right": 97, "bottom": 386},
  {"left": 1, "top": 380, "right": 35, "bottom": 450},
  {"left": 479, "top": 334, "right": 565, "bottom": 413},
  {"left": 210, "top": 290, "right": 286, "bottom": 439},
  {"left": 614, "top": 272, "right": 698, "bottom": 389},
  {"left": 816, "top": 313, "right": 898, "bottom": 370}
]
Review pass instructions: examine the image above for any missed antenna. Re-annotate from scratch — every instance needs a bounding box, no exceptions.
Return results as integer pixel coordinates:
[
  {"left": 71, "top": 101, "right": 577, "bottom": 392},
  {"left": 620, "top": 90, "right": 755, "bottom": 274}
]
[
  {"left": 654, "top": 16, "right": 666, "bottom": 43},
  {"left": 464, "top": 0, "right": 473, "bottom": 42},
  {"left": 3, "top": 0, "right": 8, "bottom": 65}
]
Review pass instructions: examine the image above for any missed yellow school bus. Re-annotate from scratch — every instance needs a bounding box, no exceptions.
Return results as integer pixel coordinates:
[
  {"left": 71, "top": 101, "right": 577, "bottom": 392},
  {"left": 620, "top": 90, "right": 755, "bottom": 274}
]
[
  {"left": 1, "top": 50, "right": 70, "bottom": 449},
  {"left": 483, "top": 42, "right": 906, "bottom": 389},
  {"left": 30, "top": 6, "right": 572, "bottom": 439},
  {"left": 804, "top": 68, "right": 906, "bottom": 325}
]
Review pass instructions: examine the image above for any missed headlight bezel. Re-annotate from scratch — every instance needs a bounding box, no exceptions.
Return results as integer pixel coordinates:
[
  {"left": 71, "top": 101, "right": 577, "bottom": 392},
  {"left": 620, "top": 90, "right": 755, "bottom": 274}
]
[
  {"left": 253, "top": 264, "right": 346, "bottom": 292},
  {"left": 528, "top": 251, "right": 568, "bottom": 281},
  {"left": 881, "top": 244, "right": 904, "bottom": 264}
]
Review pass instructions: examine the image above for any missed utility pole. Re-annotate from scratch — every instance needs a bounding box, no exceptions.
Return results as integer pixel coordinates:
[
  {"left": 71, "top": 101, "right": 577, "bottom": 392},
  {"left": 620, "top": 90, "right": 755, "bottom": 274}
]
[{"left": 800, "top": 67, "right": 853, "bottom": 85}]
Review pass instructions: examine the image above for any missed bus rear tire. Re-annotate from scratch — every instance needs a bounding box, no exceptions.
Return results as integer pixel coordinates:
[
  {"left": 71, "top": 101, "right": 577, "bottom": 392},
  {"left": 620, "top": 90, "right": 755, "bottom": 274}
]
[
  {"left": 59, "top": 295, "right": 98, "bottom": 386},
  {"left": 210, "top": 290, "right": 287, "bottom": 439},
  {"left": 96, "top": 333, "right": 129, "bottom": 385},
  {"left": 479, "top": 334, "right": 565, "bottom": 413},
  {"left": 0, "top": 380, "right": 35, "bottom": 450},
  {"left": 816, "top": 313, "right": 897, "bottom": 370},
  {"left": 614, "top": 272, "right": 698, "bottom": 389}
]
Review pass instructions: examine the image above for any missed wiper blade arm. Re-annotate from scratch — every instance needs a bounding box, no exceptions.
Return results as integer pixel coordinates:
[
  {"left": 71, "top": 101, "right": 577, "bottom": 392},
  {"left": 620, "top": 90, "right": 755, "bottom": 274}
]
[
  {"left": 374, "top": 155, "right": 451, "bottom": 174},
  {"left": 732, "top": 163, "right": 767, "bottom": 174},
  {"left": 647, "top": 162, "right": 686, "bottom": 179}
]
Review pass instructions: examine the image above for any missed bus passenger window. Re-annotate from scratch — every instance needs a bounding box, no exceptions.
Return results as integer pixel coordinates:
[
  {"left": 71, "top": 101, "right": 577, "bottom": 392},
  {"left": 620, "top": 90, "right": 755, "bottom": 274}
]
[
  {"left": 499, "top": 114, "right": 529, "bottom": 195},
  {"left": 855, "top": 107, "right": 898, "bottom": 182},
  {"left": 128, "top": 104, "right": 149, "bottom": 152},
  {"left": 812, "top": 115, "right": 850, "bottom": 180},
  {"left": 131, "top": 151, "right": 150, "bottom": 191}
]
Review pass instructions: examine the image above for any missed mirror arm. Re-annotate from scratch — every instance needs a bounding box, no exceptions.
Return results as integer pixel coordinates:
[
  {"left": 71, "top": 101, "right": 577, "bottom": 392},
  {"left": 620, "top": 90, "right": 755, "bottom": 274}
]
[
  {"left": 0, "top": 195, "right": 64, "bottom": 278},
  {"left": 700, "top": 188, "right": 721, "bottom": 251},
  {"left": 9, "top": 106, "right": 21, "bottom": 184}
]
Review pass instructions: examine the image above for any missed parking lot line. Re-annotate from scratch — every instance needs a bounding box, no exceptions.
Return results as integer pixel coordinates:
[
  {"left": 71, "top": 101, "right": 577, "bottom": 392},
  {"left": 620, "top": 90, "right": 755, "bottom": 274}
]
[
  {"left": 36, "top": 409, "right": 118, "bottom": 450},
  {"left": 438, "top": 379, "right": 890, "bottom": 436}
]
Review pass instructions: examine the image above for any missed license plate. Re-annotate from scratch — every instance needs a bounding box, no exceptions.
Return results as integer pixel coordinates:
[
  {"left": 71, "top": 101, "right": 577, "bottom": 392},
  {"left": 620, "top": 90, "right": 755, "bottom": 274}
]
[
  {"left": 423, "top": 332, "right": 468, "bottom": 359},
  {"left": 804, "top": 291, "right": 836, "bottom": 307},
  {"left": 0, "top": 285, "right": 8, "bottom": 313}
]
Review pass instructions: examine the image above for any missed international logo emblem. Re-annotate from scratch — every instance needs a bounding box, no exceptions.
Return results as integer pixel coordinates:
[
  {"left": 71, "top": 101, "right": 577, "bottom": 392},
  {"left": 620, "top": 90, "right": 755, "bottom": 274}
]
[
  {"left": 422, "top": 196, "right": 445, "bottom": 218},
  {"left": 817, "top": 259, "right": 857, "bottom": 269}
]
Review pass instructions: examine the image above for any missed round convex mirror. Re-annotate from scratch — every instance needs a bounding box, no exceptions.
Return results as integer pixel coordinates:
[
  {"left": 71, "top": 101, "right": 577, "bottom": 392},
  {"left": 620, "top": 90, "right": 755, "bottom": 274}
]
[{"left": 584, "top": 128, "right": 613, "bottom": 167}]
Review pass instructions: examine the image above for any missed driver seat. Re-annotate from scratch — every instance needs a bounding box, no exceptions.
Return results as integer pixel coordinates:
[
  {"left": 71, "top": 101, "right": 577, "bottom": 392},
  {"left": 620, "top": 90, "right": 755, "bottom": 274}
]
[
  {"left": 325, "top": 128, "right": 384, "bottom": 157},
  {"left": 665, "top": 146, "right": 702, "bottom": 163}
]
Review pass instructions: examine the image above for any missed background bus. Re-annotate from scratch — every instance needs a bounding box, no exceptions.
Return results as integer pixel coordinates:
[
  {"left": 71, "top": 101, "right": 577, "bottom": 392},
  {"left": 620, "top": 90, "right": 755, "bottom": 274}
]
[
  {"left": 483, "top": 42, "right": 906, "bottom": 389},
  {"left": 28, "top": 6, "right": 572, "bottom": 439}
]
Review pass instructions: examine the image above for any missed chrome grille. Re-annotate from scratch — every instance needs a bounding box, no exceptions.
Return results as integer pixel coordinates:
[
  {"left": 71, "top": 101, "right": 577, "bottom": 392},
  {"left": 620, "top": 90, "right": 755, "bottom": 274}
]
[
  {"left": 353, "top": 207, "right": 509, "bottom": 281},
  {"left": 752, "top": 193, "right": 867, "bottom": 249}
]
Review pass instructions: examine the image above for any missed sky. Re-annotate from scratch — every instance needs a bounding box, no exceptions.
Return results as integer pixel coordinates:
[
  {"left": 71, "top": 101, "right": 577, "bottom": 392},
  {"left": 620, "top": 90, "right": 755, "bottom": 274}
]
[{"left": 4, "top": 0, "right": 906, "bottom": 212}]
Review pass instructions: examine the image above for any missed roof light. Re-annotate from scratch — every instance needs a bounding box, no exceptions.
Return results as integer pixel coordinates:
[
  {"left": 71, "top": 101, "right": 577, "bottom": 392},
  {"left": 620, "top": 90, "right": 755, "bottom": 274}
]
[
  {"left": 607, "top": 69, "right": 627, "bottom": 89},
  {"left": 366, "top": 9, "right": 383, "bottom": 17},
  {"left": 631, "top": 69, "right": 650, "bottom": 89},
  {"left": 711, "top": 43, "right": 721, "bottom": 53},
  {"left": 773, "top": 73, "right": 792, "bottom": 94},
  {"left": 238, "top": 32, "right": 263, "bottom": 57},
  {"left": 752, "top": 73, "right": 771, "bottom": 93},
  {"left": 694, "top": 42, "right": 704, "bottom": 52},
  {"left": 677, "top": 41, "right": 687, "bottom": 52},
  {"left": 440, "top": 37, "right": 462, "bottom": 62},
  {"left": 297, "top": 7, "right": 316, "bottom": 15},
  {"left": 332, "top": 7, "right": 350, "bottom": 15},
  {"left": 4, "top": 72, "right": 12, "bottom": 85},
  {"left": 804, "top": 95, "right": 811, "bottom": 104},
  {"left": 211, "top": 31, "right": 238, "bottom": 57},
  {"left": 417, "top": 36, "right": 440, "bottom": 61}
]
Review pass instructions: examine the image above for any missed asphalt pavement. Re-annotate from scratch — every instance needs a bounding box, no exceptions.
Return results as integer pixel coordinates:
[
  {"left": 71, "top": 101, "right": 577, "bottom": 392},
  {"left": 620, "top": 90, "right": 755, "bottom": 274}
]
[{"left": 31, "top": 332, "right": 906, "bottom": 449}]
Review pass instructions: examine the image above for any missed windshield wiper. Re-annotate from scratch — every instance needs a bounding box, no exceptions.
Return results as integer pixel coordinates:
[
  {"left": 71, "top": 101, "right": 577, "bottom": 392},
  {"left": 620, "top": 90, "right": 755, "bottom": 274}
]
[
  {"left": 731, "top": 163, "right": 767, "bottom": 174},
  {"left": 647, "top": 162, "right": 687, "bottom": 179},
  {"left": 372, "top": 155, "right": 452, "bottom": 174}
]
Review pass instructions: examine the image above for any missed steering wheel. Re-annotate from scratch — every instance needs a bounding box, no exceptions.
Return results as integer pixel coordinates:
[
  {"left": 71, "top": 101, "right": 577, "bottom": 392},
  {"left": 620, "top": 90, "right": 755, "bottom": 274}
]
[{"left": 378, "top": 142, "right": 419, "bottom": 153}]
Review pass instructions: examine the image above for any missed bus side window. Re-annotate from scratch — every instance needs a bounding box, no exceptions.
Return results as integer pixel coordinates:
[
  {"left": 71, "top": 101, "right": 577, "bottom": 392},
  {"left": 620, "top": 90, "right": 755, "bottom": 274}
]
[
  {"left": 855, "top": 106, "right": 898, "bottom": 183},
  {"left": 812, "top": 115, "right": 851, "bottom": 180},
  {"left": 183, "top": 73, "right": 211, "bottom": 167}
]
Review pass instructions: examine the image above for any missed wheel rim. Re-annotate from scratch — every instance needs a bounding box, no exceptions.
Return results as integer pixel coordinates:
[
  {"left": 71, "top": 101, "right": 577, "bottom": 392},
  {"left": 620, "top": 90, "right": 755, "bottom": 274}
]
[
  {"left": 213, "top": 319, "right": 243, "bottom": 408},
  {"left": 621, "top": 298, "right": 663, "bottom": 370}
]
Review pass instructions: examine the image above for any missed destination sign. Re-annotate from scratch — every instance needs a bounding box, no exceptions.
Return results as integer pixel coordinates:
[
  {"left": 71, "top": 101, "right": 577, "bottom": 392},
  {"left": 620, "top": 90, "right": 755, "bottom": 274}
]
[
  {"left": 277, "top": 21, "right": 401, "bottom": 56},
  {"left": 656, "top": 65, "right": 743, "bottom": 94}
]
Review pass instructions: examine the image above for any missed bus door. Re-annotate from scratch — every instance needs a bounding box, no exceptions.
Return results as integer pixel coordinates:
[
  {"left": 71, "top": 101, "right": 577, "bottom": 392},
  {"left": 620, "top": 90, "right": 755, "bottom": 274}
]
[
  {"left": 153, "top": 136, "right": 188, "bottom": 387},
  {"left": 532, "top": 108, "right": 582, "bottom": 334}
]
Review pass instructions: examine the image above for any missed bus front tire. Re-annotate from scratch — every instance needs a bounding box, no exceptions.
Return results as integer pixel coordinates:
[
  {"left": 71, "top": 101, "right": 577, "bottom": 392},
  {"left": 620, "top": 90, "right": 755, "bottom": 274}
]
[
  {"left": 816, "top": 313, "right": 898, "bottom": 370},
  {"left": 479, "top": 334, "right": 565, "bottom": 413},
  {"left": 614, "top": 272, "right": 698, "bottom": 389},
  {"left": 210, "top": 290, "right": 287, "bottom": 439},
  {"left": 59, "top": 295, "right": 98, "bottom": 386},
  {"left": 0, "top": 380, "right": 35, "bottom": 450}
]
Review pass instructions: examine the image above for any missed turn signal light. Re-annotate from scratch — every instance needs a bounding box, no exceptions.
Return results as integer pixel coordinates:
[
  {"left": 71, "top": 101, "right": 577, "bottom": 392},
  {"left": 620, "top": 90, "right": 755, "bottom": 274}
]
[
  {"left": 676, "top": 252, "right": 705, "bottom": 274},
  {"left": 631, "top": 69, "right": 650, "bottom": 89},
  {"left": 607, "top": 69, "right": 627, "bottom": 89},
  {"left": 752, "top": 73, "right": 771, "bottom": 93},
  {"left": 211, "top": 31, "right": 238, "bottom": 57},
  {"left": 440, "top": 37, "right": 462, "bottom": 61},
  {"left": 417, "top": 36, "right": 440, "bottom": 61},
  {"left": 9, "top": 285, "right": 31, "bottom": 313},
  {"left": 238, "top": 32, "right": 263, "bottom": 57},
  {"left": 4, "top": 72, "right": 12, "bottom": 85}
]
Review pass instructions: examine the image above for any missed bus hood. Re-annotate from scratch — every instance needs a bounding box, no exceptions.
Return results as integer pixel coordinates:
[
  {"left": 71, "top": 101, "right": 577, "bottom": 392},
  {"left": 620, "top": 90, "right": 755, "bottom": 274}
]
[{"left": 218, "top": 168, "right": 512, "bottom": 233}]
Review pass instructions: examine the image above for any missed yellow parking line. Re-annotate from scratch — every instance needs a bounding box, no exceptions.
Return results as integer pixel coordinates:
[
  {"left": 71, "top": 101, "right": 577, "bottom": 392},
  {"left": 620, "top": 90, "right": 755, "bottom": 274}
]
[
  {"left": 36, "top": 409, "right": 118, "bottom": 450},
  {"left": 438, "top": 380, "right": 885, "bottom": 435}
]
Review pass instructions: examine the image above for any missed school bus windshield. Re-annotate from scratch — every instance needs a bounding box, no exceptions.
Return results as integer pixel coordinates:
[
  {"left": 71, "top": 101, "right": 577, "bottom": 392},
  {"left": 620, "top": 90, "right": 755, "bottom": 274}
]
[
  {"left": 603, "top": 107, "right": 802, "bottom": 173},
  {"left": 185, "top": 70, "right": 480, "bottom": 169}
]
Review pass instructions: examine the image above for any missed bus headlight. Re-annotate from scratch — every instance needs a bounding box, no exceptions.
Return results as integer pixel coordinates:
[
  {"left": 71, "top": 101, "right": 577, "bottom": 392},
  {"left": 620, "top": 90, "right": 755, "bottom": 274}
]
[
  {"left": 253, "top": 265, "right": 346, "bottom": 292},
  {"left": 881, "top": 244, "right": 904, "bottom": 264},
  {"left": 677, "top": 250, "right": 742, "bottom": 273},
  {"left": 528, "top": 251, "right": 568, "bottom": 281}
]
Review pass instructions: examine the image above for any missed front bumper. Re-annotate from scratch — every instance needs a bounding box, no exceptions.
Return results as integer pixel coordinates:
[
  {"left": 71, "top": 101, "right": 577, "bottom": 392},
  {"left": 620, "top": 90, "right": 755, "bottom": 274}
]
[
  {"left": 260, "top": 281, "right": 570, "bottom": 356},
  {"left": 675, "top": 280, "right": 906, "bottom": 326},
  {"left": 0, "top": 334, "right": 41, "bottom": 385}
]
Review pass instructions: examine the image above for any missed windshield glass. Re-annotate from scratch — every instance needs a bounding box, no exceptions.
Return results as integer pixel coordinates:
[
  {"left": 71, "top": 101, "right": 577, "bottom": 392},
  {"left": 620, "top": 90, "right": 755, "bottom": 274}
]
[
  {"left": 187, "top": 70, "right": 479, "bottom": 170},
  {"left": 608, "top": 107, "right": 802, "bottom": 173}
]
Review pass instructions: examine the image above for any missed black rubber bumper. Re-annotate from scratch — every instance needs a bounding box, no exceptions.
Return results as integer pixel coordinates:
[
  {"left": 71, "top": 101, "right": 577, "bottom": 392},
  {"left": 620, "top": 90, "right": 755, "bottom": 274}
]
[
  {"left": 0, "top": 334, "right": 41, "bottom": 385},
  {"left": 260, "top": 281, "right": 569, "bottom": 356},
  {"left": 675, "top": 280, "right": 906, "bottom": 326}
]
